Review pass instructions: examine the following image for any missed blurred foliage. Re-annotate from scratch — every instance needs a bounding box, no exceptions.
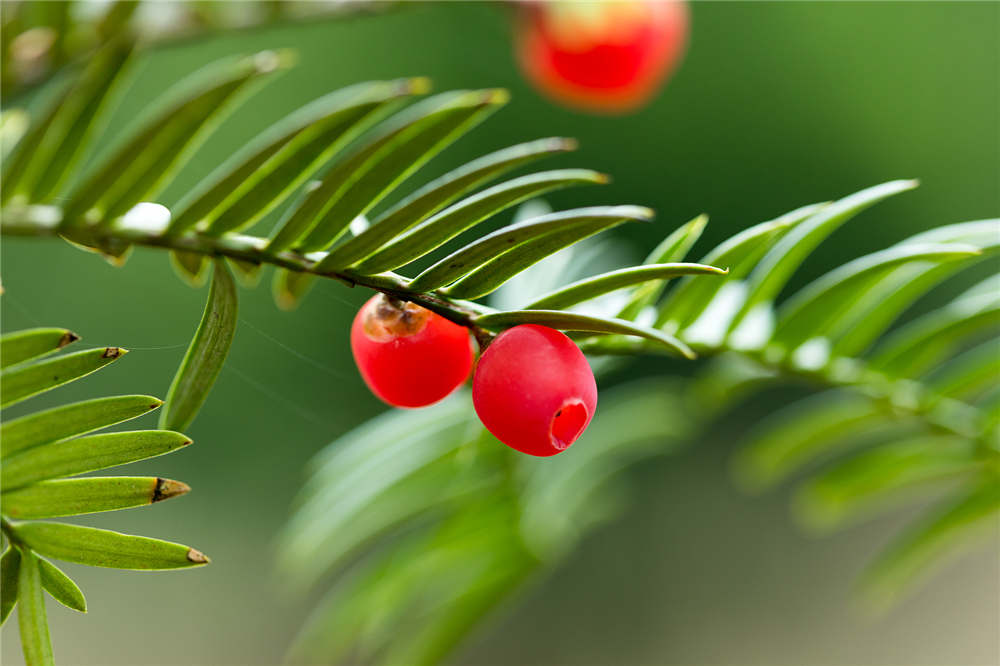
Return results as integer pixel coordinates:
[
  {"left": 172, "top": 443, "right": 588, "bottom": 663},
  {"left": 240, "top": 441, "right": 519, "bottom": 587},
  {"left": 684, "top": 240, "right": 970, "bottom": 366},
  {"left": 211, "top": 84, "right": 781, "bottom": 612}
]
[{"left": 0, "top": 0, "right": 391, "bottom": 99}]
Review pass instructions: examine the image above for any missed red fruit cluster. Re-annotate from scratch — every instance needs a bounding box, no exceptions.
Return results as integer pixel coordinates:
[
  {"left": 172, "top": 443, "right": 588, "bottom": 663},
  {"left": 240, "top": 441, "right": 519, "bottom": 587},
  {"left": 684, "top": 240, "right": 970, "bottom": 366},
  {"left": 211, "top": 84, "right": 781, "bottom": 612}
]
[
  {"left": 351, "top": 296, "right": 596, "bottom": 456},
  {"left": 514, "top": 0, "right": 689, "bottom": 113}
]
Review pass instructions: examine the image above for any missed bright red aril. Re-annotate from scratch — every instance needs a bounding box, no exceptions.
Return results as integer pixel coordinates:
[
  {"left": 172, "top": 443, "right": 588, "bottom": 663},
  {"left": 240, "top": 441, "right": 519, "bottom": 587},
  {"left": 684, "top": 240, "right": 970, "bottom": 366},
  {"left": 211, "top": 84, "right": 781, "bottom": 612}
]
[
  {"left": 472, "top": 324, "right": 597, "bottom": 456},
  {"left": 514, "top": 0, "right": 689, "bottom": 113},
  {"left": 351, "top": 294, "right": 473, "bottom": 408}
]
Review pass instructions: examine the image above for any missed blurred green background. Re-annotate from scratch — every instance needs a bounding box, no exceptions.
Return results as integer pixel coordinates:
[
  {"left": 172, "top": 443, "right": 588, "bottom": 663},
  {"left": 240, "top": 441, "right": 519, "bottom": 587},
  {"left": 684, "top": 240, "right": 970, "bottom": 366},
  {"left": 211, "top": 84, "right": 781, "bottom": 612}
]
[{"left": 2, "top": 1, "right": 998, "bottom": 664}]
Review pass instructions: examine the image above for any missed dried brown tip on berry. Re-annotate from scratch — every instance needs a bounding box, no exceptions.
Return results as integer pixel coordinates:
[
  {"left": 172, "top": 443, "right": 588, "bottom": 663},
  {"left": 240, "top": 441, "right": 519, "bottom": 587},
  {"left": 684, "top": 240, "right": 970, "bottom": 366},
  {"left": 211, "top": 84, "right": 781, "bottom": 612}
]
[
  {"left": 186, "top": 548, "right": 209, "bottom": 564},
  {"left": 364, "top": 295, "right": 432, "bottom": 340}
]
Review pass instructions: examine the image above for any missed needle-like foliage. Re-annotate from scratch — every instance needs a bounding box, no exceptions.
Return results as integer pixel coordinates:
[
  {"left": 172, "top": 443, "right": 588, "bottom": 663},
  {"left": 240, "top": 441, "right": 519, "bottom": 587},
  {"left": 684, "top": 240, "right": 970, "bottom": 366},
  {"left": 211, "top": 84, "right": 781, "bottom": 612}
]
[
  {"left": 0, "top": 328, "right": 207, "bottom": 666},
  {"left": 1, "top": 15, "right": 997, "bottom": 666}
]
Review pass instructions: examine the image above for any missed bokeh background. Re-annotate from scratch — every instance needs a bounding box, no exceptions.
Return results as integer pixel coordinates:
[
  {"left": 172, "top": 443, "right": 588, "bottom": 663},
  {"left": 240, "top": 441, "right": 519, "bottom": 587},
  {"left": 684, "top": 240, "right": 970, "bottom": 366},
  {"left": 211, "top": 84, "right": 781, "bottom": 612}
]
[{"left": 2, "top": 2, "right": 998, "bottom": 664}]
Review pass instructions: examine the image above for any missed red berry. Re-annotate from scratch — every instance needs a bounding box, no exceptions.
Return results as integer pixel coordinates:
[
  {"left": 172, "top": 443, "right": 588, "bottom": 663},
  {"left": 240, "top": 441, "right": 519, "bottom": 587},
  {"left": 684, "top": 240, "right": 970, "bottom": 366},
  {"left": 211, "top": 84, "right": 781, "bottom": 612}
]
[
  {"left": 514, "top": 0, "right": 689, "bottom": 113},
  {"left": 351, "top": 294, "right": 473, "bottom": 408},
  {"left": 473, "top": 324, "right": 597, "bottom": 457}
]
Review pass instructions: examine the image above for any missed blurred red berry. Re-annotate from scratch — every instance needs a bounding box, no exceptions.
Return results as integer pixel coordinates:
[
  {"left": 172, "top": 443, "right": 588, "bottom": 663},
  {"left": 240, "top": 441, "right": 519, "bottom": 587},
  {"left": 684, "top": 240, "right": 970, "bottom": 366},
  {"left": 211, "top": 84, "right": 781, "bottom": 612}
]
[
  {"left": 351, "top": 294, "right": 473, "bottom": 408},
  {"left": 514, "top": 0, "right": 689, "bottom": 113},
  {"left": 473, "top": 324, "right": 597, "bottom": 456}
]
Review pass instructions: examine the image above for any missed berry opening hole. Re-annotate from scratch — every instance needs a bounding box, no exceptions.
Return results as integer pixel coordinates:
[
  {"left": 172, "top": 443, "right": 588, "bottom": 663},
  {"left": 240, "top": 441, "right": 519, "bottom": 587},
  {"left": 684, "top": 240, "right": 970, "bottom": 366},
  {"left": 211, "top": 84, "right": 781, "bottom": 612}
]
[{"left": 549, "top": 400, "right": 588, "bottom": 450}]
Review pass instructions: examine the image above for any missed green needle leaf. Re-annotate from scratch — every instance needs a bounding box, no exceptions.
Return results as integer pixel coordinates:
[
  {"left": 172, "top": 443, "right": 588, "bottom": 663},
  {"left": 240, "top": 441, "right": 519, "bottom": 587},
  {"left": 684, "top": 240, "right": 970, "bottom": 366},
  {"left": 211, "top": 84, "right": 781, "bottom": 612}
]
[
  {"left": 13, "top": 522, "right": 210, "bottom": 571},
  {"left": 979, "top": 388, "right": 1000, "bottom": 437},
  {"left": 160, "top": 259, "right": 238, "bottom": 430},
  {"left": 906, "top": 218, "right": 1000, "bottom": 245},
  {"left": 733, "top": 391, "right": 896, "bottom": 491},
  {"left": 325, "top": 137, "right": 578, "bottom": 269},
  {"left": 269, "top": 89, "right": 507, "bottom": 253},
  {"left": 924, "top": 339, "right": 1000, "bottom": 402},
  {"left": 1, "top": 547, "right": 20, "bottom": 625},
  {"left": 292, "top": 461, "right": 488, "bottom": 588},
  {"left": 17, "top": 549, "right": 54, "bottom": 666},
  {"left": 288, "top": 500, "right": 527, "bottom": 664},
  {"left": 820, "top": 220, "right": 1000, "bottom": 359},
  {"left": 409, "top": 205, "right": 653, "bottom": 293},
  {"left": 305, "top": 391, "right": 471, "bottom": 482},
  {"left": 770, "top": 243, "right": 981, "bottom": 353},
  {"left": 1, "top": 394, "right": 162, "bottom": 459},
  {"left": 657, "top": 203, "right": 822, "bottom": 331},
  {"left": 63, "top": 50, "right": 287, "bottom": 225},
  {"left": 616, "top": 214, "right": 708, "bottom": 320},
  {"left": 792, "top": 435, "right": 980, "bottom": 533},
  {"left": 272, "top": 269, "right": 318, "bottom": 311},
  {"left": 828, "top": 263, "right": 966, "bottom": 359},
  {"left": 444, "top": 224, "right": 630, "bottom": 301},
  {"left": 3, "top": 477, "right": 190, "bottom": 519},
  {"left": 519, "top": 378, "right": 694, "bottom": 555},
  {"left": 727, "top": 180, "right": 918, "bottom": 347},
  {"left": 29, "top": 39, "right": 135, "bottom": 202},
  {"left": 96, "top": 0, "right": 139, "bottom": 39},
  {"left": 0, "top": 109, "right": 30, "bottom": 160},
  {"left": 829, "top": 232, "right": 997, "bottom": 360},
  {"left": 868, "top": 287, "right": 1000, "bottom": 378},
  {"left": 169, "top": 250, "right": 210, "bottom": 287},
  {"left": 171, "top": 141, "right": 285, "bottom": 232},
  {"left": 0, "top": 327, "right": 79, "bottom": 368},
  {"left": 281, "top": 397, "right": 478, "bottom": 587},
  {"left": 375, "top": 524, "right": 530, "bottom": 666},
  {"left": 525, "top": 263, "right": 727, "bottom": 310},
  {"left": 862, "top": 483, "right": 1000, "bottom": 609},
  {"left": 1, "top": 80, "right": 72, "bottom": 206},
  {"left": 37, "top": 557, "right": 86, "bottom": 612},
  {"left": 333, "top": 169, "right": 607, "bottom": 274},
  {"left": 185, "top": 79, "right": 419, "bottom": 236},
  {"left": 264, "top": 184, "right": 320, "bottom": 309},
  {"left": 642, "top": 214, "right": 708, "bottom": 265},
  {"left": 1, "top": 430, "right": 192, "bottom": 491},
  {"left": 475, "top": 310, "right": 695, "bottom": 358},
  {"left": 0, "top": 347, "right": 127, "bottom": 408},
  {"left": 297, "top": 89, "right": 507, "bottom": 252},
  {"left": 227, "top": 257, "right": 264, "bottom": 287},
  {"left": 441, "top": 215, "right": 649, "bottom": 301}
]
